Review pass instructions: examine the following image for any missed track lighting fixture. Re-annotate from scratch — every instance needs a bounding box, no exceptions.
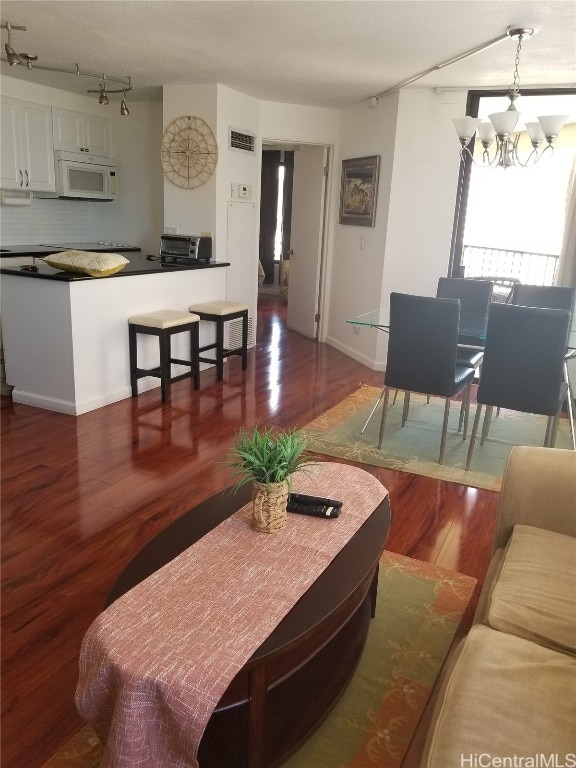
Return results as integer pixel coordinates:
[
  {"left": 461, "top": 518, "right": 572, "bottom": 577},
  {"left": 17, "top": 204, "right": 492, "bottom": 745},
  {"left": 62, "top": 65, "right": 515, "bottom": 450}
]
[{"left": 1, "top": 20, "right": 132, "bottom": 116}]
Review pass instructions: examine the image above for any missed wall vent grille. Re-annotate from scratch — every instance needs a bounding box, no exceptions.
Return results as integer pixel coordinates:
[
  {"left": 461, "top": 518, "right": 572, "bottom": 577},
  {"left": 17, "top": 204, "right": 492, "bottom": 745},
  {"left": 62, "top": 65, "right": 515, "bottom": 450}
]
[
  {"left": 227, "top": 316, "right": 253, "bottom": 349},
  {"left": 229, "top": 129, "right": 256, "bottom": 153}
]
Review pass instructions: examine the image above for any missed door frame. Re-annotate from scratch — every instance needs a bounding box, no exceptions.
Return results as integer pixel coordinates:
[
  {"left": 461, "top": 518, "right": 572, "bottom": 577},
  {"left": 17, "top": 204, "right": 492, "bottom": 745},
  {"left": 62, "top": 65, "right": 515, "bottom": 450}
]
[{"left": 259, "top": 139, "right": 333, "bottom": 342}]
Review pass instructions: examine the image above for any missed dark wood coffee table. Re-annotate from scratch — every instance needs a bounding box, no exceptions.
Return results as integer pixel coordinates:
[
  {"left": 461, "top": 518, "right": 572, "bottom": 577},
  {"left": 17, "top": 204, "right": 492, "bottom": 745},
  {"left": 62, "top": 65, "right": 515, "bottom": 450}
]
[{"left": 107, "top": 482, "right": 391, "bottom": 768}]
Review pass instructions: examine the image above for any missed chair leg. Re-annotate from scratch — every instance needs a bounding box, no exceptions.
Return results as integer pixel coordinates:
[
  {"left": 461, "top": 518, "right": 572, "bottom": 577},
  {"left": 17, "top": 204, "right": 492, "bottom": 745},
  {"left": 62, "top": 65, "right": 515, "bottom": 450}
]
[
  {"left": 241, "top": 311, "right": 249, "bottom": 371},
  {"left": 401, "top": 391, "right": 410, "bottom": 426},
  {"left": 129, "top": 324, "right": 138, "bottom": 397},
  {"left": 392, "top": 389, "right": 398, "bottom": 406},
  {"left": 190, "top": 324, "right": 200, "bottom": 390},
  {"left": 480, "top": 405, "right": 493, "bottom": 445},
  {"left": 378, "top": 387, "right": 391, "bottom": 448},
  {"left": 465, "top": 403, "right": 483, "bottom": 470},
  {"left": 462, "top": 383, "right": 471, "bottom": 440},
  {"left": 439, "top": 398, "right": 451, "bottom": 464},
  {"left": 360, "top": 386, "right": 386, "bottom": 436},
  {"left": 549, "top": 409, "right": 562, "bottom": 447},
  {"left": 159, "top": 331, "right": 171, "bottom": 404},
  {"left": 216, "top": 319, "right": 225, "bottom": 381}
]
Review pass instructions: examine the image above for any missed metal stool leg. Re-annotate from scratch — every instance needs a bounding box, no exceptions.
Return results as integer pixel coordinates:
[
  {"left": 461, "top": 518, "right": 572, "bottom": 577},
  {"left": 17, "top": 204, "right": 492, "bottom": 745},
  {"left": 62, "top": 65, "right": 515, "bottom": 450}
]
[{"left": 159, "top": 330, "right": 171, "bottom": 403}]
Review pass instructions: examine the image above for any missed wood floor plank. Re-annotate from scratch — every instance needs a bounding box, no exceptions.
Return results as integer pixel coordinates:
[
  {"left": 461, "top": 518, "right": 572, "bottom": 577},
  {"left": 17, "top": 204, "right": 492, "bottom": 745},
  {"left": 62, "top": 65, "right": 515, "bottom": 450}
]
[{"left": 0, "top": 293, "right": 499, "bottom": 768}]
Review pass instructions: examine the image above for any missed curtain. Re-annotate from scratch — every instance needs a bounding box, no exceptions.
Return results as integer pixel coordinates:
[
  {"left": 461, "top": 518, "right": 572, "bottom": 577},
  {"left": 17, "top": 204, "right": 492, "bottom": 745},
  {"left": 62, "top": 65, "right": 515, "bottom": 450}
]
[
  {"left": 556, "top": 155, "right": 576, "bottom": 290},
  {"left": 281, "top": 151, "right": 295, "bottom": 261},
  {"left": 259, "top": 150, "right": 280, "bottom": 284}
]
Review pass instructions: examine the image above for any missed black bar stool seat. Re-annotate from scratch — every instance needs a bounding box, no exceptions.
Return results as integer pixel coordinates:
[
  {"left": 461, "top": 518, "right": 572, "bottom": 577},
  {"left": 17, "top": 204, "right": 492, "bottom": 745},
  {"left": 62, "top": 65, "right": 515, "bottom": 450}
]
[
  {"left": 128, "top": 310, "right": 200, "bottom": 403},
  {"left": 188, "top": 301, "right": 249, "bottom": 381}
]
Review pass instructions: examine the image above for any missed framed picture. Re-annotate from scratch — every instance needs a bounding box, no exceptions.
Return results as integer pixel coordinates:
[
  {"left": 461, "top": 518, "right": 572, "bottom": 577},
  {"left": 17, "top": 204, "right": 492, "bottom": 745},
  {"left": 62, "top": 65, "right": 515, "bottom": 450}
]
[{"left": 339, "top": 155, "right": 380, "bottom": 227}]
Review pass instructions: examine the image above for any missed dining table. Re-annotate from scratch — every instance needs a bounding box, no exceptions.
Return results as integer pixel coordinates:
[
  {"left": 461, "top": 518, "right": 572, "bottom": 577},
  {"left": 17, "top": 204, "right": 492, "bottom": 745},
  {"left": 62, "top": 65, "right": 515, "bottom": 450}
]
[{"left": 347, "top": 309, "right": 576, "bottom": 451}]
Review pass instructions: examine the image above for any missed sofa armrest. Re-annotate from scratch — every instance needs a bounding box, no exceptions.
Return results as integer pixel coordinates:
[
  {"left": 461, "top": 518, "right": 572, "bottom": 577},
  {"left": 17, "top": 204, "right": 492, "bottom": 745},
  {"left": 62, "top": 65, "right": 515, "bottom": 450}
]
[{"left": 494, "top": 446, "right": 576, "bottom": 551}]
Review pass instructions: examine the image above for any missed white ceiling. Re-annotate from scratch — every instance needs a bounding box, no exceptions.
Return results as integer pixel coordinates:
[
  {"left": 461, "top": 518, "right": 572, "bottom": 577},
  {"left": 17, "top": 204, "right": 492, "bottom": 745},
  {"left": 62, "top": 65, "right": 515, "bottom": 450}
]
[{"left": 1, "top": 1, "right": 575, "bottom": 109}]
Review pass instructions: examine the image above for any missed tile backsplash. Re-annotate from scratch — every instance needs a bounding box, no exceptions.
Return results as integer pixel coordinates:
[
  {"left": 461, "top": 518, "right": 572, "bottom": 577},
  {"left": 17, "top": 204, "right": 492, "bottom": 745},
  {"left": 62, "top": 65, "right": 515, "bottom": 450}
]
[{"left": 0, "top": 198, "right": 96, "bottom": 245}]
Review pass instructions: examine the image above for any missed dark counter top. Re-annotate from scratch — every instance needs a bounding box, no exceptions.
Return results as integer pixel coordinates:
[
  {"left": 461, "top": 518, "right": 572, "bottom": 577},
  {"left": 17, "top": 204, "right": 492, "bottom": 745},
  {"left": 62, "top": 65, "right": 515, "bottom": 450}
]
[
  {"left": 0, "top": 244, "right": 142, "bottom": 256},
  {"left": 0, "top": 254, "right": 230, "bottom": 281}
]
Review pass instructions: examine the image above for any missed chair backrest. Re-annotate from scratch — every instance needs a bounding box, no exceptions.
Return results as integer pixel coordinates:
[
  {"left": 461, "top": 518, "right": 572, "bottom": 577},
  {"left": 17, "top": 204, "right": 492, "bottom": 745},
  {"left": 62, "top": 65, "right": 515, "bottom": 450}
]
[
  {"left": 510, "top": 284, "right": 575, "bottom": 319},
  {"left": 437, "top": 277, "right": 494, "bottom": 340},
  {"left": 385, "top": 293, "right": 461, "bottom": 396},
  {"left": 477, "top": 303, "right": 570, "bottom": 416},
  {"left": 436, "top": 277, "right": 494, "bottom": 314}
]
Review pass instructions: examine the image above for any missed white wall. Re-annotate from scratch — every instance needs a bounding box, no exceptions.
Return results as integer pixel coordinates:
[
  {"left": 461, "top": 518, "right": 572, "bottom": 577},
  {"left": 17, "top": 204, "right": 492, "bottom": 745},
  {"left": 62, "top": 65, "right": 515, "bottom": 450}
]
[
  {"left": 162, "top": 84, "right": 218, "bottom": 239},
  {"left": 324, "top": 92, "right": 399, "bottom": 368},
  {"left": 325, "top": 88, "right": 468, "bottom": 370},
  {"left": 93, "top": 101, "right": 163, "bottom": 255}
]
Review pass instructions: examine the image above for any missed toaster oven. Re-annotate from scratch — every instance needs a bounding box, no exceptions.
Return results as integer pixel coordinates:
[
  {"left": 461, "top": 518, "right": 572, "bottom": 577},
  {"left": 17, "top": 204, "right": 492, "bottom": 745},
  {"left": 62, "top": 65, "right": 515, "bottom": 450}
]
[{"left": 160, "top": 234, "right": 212, "bottom": 265}]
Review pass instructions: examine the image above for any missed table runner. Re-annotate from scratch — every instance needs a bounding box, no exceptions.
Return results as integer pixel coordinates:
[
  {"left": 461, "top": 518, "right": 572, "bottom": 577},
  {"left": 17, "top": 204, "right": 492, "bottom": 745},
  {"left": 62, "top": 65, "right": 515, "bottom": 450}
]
[{"left": 75, "top": 462, "right": 388, "bottom": 768}]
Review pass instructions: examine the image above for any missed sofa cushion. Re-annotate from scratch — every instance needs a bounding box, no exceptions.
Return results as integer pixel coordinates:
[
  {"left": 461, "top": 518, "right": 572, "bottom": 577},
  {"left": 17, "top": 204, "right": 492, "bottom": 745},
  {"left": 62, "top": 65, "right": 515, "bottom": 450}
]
[
  {"left": 422, "top": 624, "right": 576, "bottom": 767},
  {"left": 487, "top": 524, "right": 576, "bottom": 654}
]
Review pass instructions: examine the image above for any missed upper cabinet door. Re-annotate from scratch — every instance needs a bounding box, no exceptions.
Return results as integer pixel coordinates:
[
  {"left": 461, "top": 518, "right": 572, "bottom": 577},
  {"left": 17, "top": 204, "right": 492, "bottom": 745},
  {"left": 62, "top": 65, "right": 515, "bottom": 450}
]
[
  {"left": 0, "top": 97, "right": 55, "bottom": 193},
  {"left": 0, "top": 97, "right": 24, "bottom": 189},
  {"left": 52, "top": 109, "right": 84, "bottom": 153},
  {"left": 53, "top": 108, "right": 110, "bottom": 156},
  {"left": 20, "top": 102, "right": 56, "bottom": 192},
  {"left": 83, "top": 114, "right": 110, "bottom": 157}
]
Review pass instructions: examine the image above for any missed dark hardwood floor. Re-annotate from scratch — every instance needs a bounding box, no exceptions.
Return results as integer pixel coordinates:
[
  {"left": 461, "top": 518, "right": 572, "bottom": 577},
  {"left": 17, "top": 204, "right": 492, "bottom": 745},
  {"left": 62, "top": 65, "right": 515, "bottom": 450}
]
[{"left": 1, "top": 293, "right": 499, "bottom": 768}]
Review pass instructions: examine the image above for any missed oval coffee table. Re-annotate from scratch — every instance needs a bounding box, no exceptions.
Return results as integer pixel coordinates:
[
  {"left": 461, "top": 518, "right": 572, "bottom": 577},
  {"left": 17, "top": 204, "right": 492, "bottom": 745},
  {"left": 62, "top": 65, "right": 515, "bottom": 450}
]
[{"left": 107, "top": 482, "right": 391, "bottom": 768}]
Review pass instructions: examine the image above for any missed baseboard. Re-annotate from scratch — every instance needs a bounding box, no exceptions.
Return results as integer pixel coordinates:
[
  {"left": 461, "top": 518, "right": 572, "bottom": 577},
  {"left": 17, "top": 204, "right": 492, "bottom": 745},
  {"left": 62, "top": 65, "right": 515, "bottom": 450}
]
[{"left": 324, "top": 335, "right": 386, "bottom": 372}]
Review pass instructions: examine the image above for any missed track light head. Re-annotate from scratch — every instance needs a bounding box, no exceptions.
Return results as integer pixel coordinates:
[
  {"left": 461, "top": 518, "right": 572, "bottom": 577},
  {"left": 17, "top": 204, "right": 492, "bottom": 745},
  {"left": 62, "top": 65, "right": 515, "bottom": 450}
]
[
  {"left": 120, "top": 97, "right": 129, "bottom": 116},
  {"left": 99, "top": 85, "right": 109, "bottom": 105},
  {"left": 5, "top": 43, "right": 22, "bottom": 65}
]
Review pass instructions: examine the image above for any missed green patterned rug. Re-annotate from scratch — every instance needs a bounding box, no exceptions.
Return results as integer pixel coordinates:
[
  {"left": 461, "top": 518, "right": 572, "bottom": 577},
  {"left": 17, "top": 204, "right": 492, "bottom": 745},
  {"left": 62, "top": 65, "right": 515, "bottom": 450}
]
[
  {"left": 302, "top": 384, "right": 573, "bottom": 491},
  {"left": 43, "top": 552, "right": 475, "bottom": 768}
]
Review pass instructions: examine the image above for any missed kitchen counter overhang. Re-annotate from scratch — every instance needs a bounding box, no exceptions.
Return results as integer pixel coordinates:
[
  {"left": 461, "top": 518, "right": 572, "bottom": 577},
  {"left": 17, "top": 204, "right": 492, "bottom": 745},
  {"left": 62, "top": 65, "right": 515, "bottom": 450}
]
[
  {"left": 1, "top": 258, "right": 232, "bottom": 415},
  {"left": 1, "top": 254, "right": 229, "bottom": 280}
]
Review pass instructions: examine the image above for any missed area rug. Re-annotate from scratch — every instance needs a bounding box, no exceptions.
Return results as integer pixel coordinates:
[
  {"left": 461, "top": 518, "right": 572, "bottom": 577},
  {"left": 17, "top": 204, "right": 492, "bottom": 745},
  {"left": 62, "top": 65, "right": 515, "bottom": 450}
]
[
  {"left": 302, "top": 384, "right": 573, "bottom": 491},
  {"left": 42, "top": 551, "right": 476, "bottom": 768}
]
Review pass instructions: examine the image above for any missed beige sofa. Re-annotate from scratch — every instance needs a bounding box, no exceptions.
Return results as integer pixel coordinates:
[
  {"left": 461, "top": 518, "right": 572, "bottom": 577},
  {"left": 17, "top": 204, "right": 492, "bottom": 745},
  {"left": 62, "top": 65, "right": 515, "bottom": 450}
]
[{"left": 421, "top": 445, "right": 576, "bottom": 767}]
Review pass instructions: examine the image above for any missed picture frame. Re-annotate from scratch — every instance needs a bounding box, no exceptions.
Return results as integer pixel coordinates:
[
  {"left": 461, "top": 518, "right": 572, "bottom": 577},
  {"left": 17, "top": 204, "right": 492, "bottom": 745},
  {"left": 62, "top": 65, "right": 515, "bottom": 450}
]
[{"left": 339, "top": 155, "right": 380, "bottom": 227}]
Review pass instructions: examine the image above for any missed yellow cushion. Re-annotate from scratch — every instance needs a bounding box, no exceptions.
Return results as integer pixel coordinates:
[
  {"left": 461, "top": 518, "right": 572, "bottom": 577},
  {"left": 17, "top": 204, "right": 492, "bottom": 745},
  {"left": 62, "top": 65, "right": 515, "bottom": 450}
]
[
  {"left": 423, "top": 625, "right": 576, "bottom": 767},
  {"left": 43, "top": 250, "right": 129, "bottom": 277},
  {"left": 487, "top": 524, "right": 576, "bottom": 654}
]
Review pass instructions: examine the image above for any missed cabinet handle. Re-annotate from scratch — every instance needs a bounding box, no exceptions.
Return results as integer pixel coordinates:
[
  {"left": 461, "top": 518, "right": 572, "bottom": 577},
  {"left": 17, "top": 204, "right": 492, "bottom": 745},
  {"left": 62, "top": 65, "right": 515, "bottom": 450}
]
[
  {"left": 19, "top": 169, "right": 24, "bottom": 187},
  {"left": 24, "top": 170, "right": 29, "bottom": 187}
]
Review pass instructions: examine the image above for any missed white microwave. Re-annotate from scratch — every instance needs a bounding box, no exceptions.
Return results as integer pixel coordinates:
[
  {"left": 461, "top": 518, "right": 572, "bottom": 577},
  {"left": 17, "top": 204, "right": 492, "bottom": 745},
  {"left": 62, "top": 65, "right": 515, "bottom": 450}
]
[{"left": 47, "top": 151, "right": 118, "bottom": 201}]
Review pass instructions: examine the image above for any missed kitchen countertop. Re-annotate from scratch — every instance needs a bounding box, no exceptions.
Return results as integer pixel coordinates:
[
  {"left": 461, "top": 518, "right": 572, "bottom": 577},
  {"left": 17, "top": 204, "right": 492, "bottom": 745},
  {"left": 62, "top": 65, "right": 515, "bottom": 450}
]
[
  {"left": 0, "top": 253, "right": 230, "bottom": 281},
  {"left": 0, "top": 244, "right": 142, "bottom": 256}
]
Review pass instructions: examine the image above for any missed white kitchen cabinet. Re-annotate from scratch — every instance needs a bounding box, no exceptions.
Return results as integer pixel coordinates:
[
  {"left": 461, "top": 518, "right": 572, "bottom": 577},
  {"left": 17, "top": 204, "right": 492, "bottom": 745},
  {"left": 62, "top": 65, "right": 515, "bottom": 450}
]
[
  {"left": 0, "top": 97, "right": 55, "bottom": 193},
  {"left": 52, "top": 108, "right": 111, "bottom": 156}
]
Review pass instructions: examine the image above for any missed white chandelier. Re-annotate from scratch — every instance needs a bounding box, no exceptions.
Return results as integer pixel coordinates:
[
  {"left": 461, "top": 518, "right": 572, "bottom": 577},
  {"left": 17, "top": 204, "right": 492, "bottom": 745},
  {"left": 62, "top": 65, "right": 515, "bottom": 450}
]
[{"left": 453, "top": 28, "right": 568, "bottom": 169}]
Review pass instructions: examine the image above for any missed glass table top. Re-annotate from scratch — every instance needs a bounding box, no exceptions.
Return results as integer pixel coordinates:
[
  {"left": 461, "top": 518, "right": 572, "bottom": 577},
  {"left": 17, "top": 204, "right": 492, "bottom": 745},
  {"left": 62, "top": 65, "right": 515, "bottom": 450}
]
[{"left": 347, "top": 310, "right": 576, "bottom": 351}]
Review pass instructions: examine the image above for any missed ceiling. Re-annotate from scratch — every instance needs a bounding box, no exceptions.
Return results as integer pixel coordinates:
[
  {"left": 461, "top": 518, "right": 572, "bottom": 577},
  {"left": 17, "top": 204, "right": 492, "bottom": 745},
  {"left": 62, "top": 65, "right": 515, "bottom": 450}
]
[{"left": 1, "top": 1, "right": 575, "bottom": 109}]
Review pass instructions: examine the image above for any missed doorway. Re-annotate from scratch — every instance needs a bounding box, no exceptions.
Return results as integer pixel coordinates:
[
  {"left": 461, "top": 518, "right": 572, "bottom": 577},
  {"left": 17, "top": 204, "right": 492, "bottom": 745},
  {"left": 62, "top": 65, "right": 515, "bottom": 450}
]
[{"left": 258, "top": 142, "right": 330, "bottom": 341}]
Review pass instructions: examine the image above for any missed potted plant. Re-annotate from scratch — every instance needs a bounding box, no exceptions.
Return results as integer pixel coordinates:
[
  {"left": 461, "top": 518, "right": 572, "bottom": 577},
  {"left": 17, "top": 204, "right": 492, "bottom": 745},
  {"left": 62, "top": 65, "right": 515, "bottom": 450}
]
[{"left": 228, "top": 426, "right": 316, "bottom": 533}]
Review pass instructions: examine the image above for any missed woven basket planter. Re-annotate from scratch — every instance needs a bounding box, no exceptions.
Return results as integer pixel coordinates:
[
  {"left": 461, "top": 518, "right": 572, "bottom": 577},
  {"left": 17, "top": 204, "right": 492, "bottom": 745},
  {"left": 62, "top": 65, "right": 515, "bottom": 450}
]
[{"left": 251, "top": 480, "right": 290, "bottom": 533}]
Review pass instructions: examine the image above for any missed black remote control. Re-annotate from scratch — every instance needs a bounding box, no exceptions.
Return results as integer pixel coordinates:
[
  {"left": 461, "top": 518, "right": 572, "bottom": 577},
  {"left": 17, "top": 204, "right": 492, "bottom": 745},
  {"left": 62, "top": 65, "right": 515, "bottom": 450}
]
[{"left": 287, "top": 493, "right": 343, "bottom": 518}]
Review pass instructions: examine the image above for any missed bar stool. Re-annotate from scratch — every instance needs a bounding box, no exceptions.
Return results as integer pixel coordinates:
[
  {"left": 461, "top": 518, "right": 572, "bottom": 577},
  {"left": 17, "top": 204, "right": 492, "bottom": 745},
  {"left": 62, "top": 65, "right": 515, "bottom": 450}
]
[
  {"left": 188, "top": 301, "right": 249, "bottom": 381},
  {"left": 128, "top": 310, "right": 200, "bottom": 403}
]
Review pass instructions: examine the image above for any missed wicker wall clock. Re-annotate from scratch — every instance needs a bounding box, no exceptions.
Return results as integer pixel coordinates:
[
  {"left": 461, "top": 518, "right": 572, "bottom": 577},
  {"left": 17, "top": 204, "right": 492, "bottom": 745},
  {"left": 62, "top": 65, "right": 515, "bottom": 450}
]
[{"left": 161, "top": 115, "right": 218, "bottom": 189}]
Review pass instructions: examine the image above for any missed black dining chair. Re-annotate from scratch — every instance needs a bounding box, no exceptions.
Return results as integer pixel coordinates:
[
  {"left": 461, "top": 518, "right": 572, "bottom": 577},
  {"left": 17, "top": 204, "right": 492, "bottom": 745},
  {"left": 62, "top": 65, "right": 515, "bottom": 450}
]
[
  {"left": 436, "top": 277, "right": 494, "bottom": 370},
  {"left": 465, "top": 303, "right": 571, "bottom": 470},
  {"left": 508, "top": 283, "right": 576, "bottom": 450},
  {"left": 378, "top": 293, "right": 476, "bottom": 464},
  {"left": 509, "top": 283, "right": 575, "bottom": 316}
]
